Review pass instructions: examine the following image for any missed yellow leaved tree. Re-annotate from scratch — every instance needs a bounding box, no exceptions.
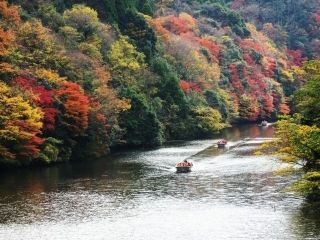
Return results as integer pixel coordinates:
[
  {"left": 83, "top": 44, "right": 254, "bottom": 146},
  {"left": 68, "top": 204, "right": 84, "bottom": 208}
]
[
  {"left": 108, "top": 35, "right": 145, "bottom": 84},
  {"left": 0, "top": 81, "right": 43, "bottom": 162}
]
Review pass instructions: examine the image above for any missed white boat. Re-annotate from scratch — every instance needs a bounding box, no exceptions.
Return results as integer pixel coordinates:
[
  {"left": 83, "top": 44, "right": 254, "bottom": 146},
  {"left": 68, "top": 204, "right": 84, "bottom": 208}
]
[
  {"left": 176, "top": 161, "right": 193, "bottom": 173},
  {"left": 260, "top": 120, "right": 268, "bottom": 127}
]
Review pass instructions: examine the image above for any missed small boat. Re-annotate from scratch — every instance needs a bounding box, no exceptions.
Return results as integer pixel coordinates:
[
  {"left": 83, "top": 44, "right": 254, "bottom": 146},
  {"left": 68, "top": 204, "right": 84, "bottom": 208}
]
[
  {"left": 176, "top": 161, "right": 193, "bottom": 173},
  {"left": 217, "top": 139, "right": 227, "bottom": 148},
  {"left": 260, "top": 120, "right": 268, "bottom": 127}
]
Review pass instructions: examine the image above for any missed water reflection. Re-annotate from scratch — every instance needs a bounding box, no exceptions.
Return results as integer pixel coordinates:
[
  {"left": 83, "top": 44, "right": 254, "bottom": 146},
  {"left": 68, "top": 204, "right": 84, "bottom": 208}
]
[
  {"left": 291, "top": 201, "right": 320, "bottom": 239},
  {"left": 0, "top": 124, "right": 319, "bottom": 239}
]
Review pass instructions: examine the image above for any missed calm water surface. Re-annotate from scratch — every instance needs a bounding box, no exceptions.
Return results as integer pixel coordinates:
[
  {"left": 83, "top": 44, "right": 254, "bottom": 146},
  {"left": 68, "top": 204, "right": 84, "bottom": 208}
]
[{"left": 0, "top": 124, "right": 319, "bottom": 240}]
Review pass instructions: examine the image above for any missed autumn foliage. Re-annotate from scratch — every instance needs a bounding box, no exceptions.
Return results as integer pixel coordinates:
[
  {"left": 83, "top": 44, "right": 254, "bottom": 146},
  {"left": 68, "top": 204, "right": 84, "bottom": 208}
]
[
  {"left": 0, "top": 0, "right": 20, "bottom": 25},
  {"left": 180, "top": 80, "right": 202, "bottom": 93},
  {"left": 56, "top": 82, "right": 89, "bottom": 136},
  {"left": 0, "top": 82, "right": 43, "bottom": 160},
  {"left": 147, "top": 9, "right": 299, "bottom": 123},
  {"left": 13, "top": 76, "right": 58, "bottom": 131},
  {"left": 0, "top": 0, "right": 310, "bottom": 166}
]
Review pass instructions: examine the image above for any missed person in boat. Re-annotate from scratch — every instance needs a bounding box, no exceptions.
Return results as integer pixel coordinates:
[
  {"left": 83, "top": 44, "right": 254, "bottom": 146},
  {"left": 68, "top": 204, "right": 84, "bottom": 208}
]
[
  {"left": 177, "top": 161, "right": 185, "bottom": 167},
  {"left": 184, "top": 160, "right": 193, "bottom": 167},
  {"left": 218, "top": 139, "right": 227, "bottom": 144},
  {"left": 177, "top": 160, "right": 192, "bottom": 167}
]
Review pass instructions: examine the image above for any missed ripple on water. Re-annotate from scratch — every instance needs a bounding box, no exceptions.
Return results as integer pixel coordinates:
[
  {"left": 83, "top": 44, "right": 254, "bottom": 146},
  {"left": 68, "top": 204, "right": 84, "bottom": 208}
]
[
  {"left": 0, "top": 126, "right": 318, "bottom": 240},
  {"left": 0, "top": 200, "right": 301, "bottom": 240}
]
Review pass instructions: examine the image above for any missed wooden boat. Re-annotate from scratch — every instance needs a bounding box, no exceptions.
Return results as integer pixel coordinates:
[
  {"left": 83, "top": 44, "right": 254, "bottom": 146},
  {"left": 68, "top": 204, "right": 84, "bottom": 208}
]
[
  {"left": 176, "top": 161, "right": 193, "bottom": 173},
  {"left": 217, "top": 139, "right": 227, "bottom": 148},
  {"left": 176, "top": 166, "right": 192, "bottom": 173}
]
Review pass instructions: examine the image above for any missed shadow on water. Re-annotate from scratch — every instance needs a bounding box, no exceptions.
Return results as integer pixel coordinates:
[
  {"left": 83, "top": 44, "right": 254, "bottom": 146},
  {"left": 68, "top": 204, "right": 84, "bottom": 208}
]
[{"left": 291, "top": 200, "right": 320, "bottom": 239}]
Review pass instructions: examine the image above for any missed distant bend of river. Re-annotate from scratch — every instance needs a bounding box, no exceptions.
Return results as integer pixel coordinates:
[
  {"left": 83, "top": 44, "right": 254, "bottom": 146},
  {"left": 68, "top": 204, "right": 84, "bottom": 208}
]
[{"left": 0, "top": 124, "right": 319, "bottom": 240}]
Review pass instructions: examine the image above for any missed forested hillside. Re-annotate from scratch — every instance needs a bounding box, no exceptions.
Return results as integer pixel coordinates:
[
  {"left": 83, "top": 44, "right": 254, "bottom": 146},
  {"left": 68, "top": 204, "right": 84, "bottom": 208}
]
[
  {"left": 0, "top": 0, "right": 317, "bottom": 167},
  {"left": 229, "top": 0, "right": 320, "bottom": 58}
]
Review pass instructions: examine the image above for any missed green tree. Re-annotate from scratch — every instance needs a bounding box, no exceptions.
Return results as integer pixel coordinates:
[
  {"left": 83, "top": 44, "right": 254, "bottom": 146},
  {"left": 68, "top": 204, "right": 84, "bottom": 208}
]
[
  {"left": 259, "top": 61, "right": 320, "bottom": 199},
  {"left": 119, "top": 88, "right": 163, "bottom": 146},
  {"left": 294, "top": 60, "right": 320, "bottom": 125},
  {"left": 190, "top": 106, "right": 225, "bottom": 137},
  {"left": 108, "top": 35, "right": 145, "bottom": 85},
  {"left": 38, "top": 137, "right": 63, "bottom": 164},
  {"left": 118, "top": 10, "right": 157, "bottom": 62},
  {"left": 63, "top": 4, "right": 99, "bottom": 37}
]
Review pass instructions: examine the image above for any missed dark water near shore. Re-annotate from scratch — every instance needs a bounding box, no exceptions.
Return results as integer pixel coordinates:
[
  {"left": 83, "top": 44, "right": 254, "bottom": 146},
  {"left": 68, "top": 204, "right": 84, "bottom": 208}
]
[{"left": 0, "top": 124, "right": 319, "bottom": 240}]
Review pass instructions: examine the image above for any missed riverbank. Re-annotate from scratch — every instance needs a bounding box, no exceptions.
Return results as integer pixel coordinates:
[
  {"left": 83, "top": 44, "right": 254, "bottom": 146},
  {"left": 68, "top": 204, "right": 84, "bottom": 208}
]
[{"left": 0, "top": 122, "right": 251, "bottom": 170}]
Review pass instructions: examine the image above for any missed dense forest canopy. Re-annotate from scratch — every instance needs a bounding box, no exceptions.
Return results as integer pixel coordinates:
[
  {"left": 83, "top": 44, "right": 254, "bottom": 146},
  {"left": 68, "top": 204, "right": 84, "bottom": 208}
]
[
  {"left": 0, "top": 0, "right": 318, "bottom": 167},
  {"left": 229, "top": 0, "right": 320, "bottom": 58}
]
